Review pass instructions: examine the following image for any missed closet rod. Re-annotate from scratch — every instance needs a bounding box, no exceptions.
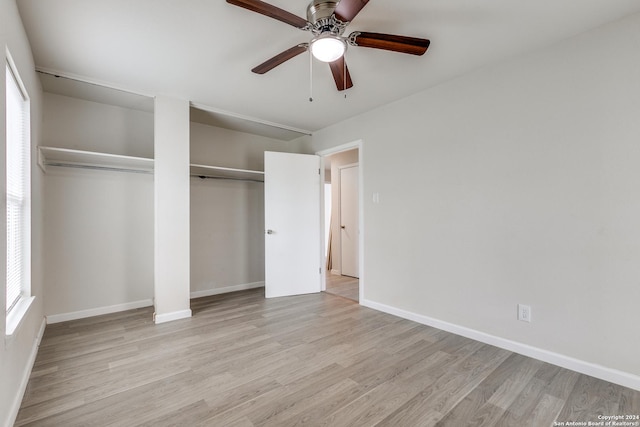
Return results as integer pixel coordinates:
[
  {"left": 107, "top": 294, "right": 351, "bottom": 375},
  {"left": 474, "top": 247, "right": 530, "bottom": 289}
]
[
  {"left": 45, "top": 162, "right": 152, "bottom": 174},
  {"left": 193, "top": 174, "right": 264, "bottom": 183},
  {"left": 44, "top": 163, "right": 264, "bottom": 183}
]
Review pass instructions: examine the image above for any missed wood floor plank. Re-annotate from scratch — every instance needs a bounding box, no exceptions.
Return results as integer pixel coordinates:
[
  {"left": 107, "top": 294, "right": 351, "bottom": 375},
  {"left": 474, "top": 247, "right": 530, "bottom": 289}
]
[
  {"left": 15, "top": 288, "right": 640, "bottom": 426},
  {"left": 446, "top": 357, "right": 545, "bottom": 427},
  {"left": 529, "top": 393, "right": 567, "bottom": 427},
  {"left": 268, "top": 379, "right": 364, "bottom": 427},
  {"left": 486, "top": 357, "right": 544, "bottom": 410},
  {"left": 197, "top": 376, "right": 283, "bottom": 419},
  {"left": 619, "top": 386, "right": 640, "bottom": 415},
  {"left": 495, "top": 377, "right": 551, "bottom": 425},
  {"left": 201, "top": 363, "right": 355, "bottom": 426},
  {"left": 320, "top": 355, "right": 442, "bottom": 427},
  {"left": 431, "top": 353, "right": 523, "bottom": 426},
  {"left": 556, "top": 374, "right": 624, "bottom": 424},
  {"left": 379, "top": 343, "right": 511, "bottom": 426},
  {"left": 135, "top": 399, "right": 212, "bottom": 427}
]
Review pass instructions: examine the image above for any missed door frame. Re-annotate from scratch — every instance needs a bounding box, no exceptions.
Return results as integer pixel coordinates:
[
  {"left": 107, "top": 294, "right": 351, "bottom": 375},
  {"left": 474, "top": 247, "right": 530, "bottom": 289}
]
[{"left": 316, "top": 140, "right": 364, "bottom": 302}]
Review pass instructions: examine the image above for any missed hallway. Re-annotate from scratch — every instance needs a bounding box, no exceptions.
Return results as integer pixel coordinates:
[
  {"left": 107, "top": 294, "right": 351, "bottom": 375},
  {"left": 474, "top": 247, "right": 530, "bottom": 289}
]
[{"left": 325, "top": 272, "right": 359, "bottom": 302}]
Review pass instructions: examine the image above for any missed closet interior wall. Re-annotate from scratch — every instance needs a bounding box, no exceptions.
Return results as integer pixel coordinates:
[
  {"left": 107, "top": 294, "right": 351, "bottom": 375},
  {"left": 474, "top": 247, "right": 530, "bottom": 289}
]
[
  {"left": 42, "top": 93, "right": 154, "bottom": 319},
  {"left": 189, "top": 122, "right": 295, "bottom": 297},
  {"left": 41, "top": 92, "right": 299, "bottom": 320}
]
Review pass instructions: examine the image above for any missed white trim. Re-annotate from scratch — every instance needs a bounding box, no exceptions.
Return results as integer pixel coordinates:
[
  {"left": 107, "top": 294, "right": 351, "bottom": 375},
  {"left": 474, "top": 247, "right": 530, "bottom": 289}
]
[
  {"left": 5, "top": 50, "right": 33, "bottom": 336},
  {"left": 316, "top": 140, "right": 364, "bottom": 302},
  {"left": 44, "top": 284, "right": 266, "bottom": 325},
  {"left": 361, "top": 298, "right": 640, "bottom": 392},
  {"left": 356, "top": 145, "right": 364, "bottom": 302},
  {"left": 6, "top": 318, "right": 46, "bottom": 427},
  {"left": 6, "top": 49, "right": 29, "bottom": 101},
  {"left": 190, "top": 282, "right": 265, "bottom": 299},
  {"left": 36, "top": 66, "right": 156, "bottom": 98},
  {"left": 5, "top": 296, "right": 35, "bottom": 337},
  {"left": 38, "top": 146, "right": 154, "bottom": 173},
  {"left": 319, "top": 158, "right": 328, "bottom": 292},
  {"left": 316, "top": 140, "right": 361, "bottom": 157},
  {"left": 154, "top": 309, "right": 192, "bottom": 324},
  {"left": 46, "top": 299, "right": 153, "bottom": 324},
  {"left": 338, "top": 163, "right": 359, "bottom": 169}
]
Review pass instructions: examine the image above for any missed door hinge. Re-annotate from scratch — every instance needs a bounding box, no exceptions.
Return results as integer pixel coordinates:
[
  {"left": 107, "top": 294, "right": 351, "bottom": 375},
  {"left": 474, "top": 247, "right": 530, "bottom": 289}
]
[
  {"left": 318, "top": 168, "right": 321, "bottom": 175},
  {"left": 319, "top": 267, "right": 322, "bottom": 274}
]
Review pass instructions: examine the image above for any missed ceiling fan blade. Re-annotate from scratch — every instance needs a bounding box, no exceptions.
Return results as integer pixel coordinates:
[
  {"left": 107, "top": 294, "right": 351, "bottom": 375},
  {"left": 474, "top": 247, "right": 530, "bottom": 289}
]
[
  {"left": 334, "top": 0, "right": 370, "bottom": 23},
  {"left": 350, "top": 31, "right": 430, "bottom": 56},
  {"left": 252, "top": 44, "right": 308, "bottom": 74},
  {"left": 329, "top": 57, "right": 354, "bottom": 91},
  {"left": 226, "top": 0, "right": 309, "bottom": 29}
]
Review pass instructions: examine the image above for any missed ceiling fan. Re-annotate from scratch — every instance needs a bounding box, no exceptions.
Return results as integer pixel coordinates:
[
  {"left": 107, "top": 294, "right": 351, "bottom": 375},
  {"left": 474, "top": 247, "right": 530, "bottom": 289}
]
[{"left": 226, "top": 0, "right": 430, "bottom": 91}]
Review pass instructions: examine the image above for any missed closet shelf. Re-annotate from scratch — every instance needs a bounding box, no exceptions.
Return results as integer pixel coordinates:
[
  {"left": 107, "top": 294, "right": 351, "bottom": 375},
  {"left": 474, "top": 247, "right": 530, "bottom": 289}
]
[
  {"left": 37, "top": 146, "right": 265, "bottom": 181},
  {"left": 190, "top": 164, "right": 264, "bottom": 182},
  {"left": 38, "top": 146, "right": 153, "bottom": 174}
]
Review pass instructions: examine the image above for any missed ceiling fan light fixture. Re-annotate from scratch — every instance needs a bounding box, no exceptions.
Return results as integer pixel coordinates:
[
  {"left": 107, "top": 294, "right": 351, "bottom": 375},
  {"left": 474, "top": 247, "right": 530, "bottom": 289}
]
[{"left": 310, "top": 34, "right": 346, "bottom": 62}]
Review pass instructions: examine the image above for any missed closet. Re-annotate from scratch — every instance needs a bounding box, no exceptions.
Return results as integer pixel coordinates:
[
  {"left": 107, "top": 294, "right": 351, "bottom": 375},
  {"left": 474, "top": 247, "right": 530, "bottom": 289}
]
[{"left": 39, "top": 77, "right": 305, "bottom": 321}]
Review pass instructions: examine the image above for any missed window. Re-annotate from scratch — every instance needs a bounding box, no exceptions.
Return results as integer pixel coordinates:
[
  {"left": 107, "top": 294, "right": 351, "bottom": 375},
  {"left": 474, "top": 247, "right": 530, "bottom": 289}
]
[{"left": 5, "top": 56, "right": 31, "bottom": 322}]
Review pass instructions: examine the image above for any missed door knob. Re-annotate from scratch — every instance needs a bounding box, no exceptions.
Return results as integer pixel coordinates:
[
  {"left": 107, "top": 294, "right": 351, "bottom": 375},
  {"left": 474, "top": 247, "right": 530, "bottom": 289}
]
[
  {"left": 266, "top": 229, "right": 274, "bottom": 234},
  {"left": 341, "top": 225, "right": 345, "bottom": 229}
]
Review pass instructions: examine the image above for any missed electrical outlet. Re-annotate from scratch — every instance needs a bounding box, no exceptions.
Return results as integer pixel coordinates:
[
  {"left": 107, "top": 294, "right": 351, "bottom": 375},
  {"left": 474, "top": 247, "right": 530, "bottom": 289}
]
[{"left": 518, "top": 304, "right": 531, "bottom": 322}]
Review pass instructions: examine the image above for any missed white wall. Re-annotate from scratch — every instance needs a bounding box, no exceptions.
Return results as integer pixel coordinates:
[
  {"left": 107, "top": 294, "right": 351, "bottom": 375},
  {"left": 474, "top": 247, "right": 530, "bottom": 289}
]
[
  {"left": 1, "top": 1, "right": 45, "bottom": 426},
  {"left": 190, "top": 121, "right": 298, "bottom": 171},
  {"left": 189, "top": 123, "right": 295, "bottom": 296},
  {"left": 42, "top": 93, "right": 153, "bottom": 157},
  {"left": 154, "top": 96, "right": 191, "bottom": 323},
  {"left": 307, "top": 13, "right": 640, "bottom": 385},
  {"left": 41, "top": 94, "right": 155, "bottom": 320},
  {"left": 43, "top": 167, "right": 154, "bottom": 318}
]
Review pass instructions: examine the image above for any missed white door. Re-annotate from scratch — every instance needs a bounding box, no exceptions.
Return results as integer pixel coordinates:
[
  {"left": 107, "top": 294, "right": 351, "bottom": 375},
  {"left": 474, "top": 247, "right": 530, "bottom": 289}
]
[
  {"left": 340, "top": 165, "right": 359, "bottom": 278},
  {"left": 264, "top": 151, "right": 322, "bottom": 298}
]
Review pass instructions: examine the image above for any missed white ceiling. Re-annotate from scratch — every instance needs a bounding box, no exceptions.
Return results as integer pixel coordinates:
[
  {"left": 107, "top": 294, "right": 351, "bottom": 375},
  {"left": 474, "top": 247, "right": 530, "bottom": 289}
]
[{"left": 17, "top": 0, "right": 640, "bottom": 138}]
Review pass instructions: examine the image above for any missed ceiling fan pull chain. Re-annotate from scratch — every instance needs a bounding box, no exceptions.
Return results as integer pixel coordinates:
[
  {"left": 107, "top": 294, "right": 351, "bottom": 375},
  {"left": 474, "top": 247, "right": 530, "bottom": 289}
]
[{"left": 309, "top": 49, "right": 314, "bottom": 102}]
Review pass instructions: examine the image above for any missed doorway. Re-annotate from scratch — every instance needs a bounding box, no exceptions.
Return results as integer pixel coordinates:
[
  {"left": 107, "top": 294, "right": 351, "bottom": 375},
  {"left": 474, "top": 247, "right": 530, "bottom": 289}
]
[
  {"left": 320, "top": 145, "right": 361, "bottom": 302},
  {"left": 339, "top": 164, "right": 358, "bottom": 278}
]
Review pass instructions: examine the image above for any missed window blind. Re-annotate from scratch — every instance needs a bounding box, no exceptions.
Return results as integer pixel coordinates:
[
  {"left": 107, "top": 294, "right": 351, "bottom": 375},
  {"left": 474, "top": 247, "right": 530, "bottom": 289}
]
[{"left": 6, "top": 62, "right": 28, "bottom": 314}]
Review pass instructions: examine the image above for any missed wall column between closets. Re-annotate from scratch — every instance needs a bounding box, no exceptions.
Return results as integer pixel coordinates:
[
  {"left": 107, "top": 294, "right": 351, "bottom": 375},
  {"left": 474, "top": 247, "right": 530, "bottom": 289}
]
[{"left": 153, "top": 95, "right": 192, "bottom": 323}]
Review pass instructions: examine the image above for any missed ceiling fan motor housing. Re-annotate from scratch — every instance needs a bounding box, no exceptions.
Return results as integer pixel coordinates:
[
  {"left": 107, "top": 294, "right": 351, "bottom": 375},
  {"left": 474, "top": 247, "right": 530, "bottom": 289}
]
[{"left": 307, "top": 0, "right": 346, "bottom": 35}]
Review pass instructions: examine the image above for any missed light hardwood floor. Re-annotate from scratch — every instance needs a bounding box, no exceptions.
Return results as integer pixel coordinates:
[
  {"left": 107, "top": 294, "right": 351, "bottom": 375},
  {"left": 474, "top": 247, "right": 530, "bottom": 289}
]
[
  {"left": 325, "top": 273, "right": 358, "bottom": 302},
  {"left": 16, "top": 288, "right": 639, "bottom": 426}
]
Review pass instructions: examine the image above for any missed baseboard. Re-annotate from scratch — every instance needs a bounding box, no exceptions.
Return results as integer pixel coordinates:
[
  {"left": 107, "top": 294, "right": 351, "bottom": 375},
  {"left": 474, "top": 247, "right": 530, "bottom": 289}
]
[
  {"left": 46, "top": 299, "right": 153, "bottom": 324},
  {"left": 190, "top": 281, "right": 264, "bottom": 299},
  {"left": 154, "top": 309, "right": 192, "bottom": 324},
  {"left": 5, "top": 317, "right": 46, "bottom": 427},
  {"left": 44, "top": 283, "right": 266, "bottom": 325},
  {"left": 361, "top": 298, "right": 640, "bottom": 392}
]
